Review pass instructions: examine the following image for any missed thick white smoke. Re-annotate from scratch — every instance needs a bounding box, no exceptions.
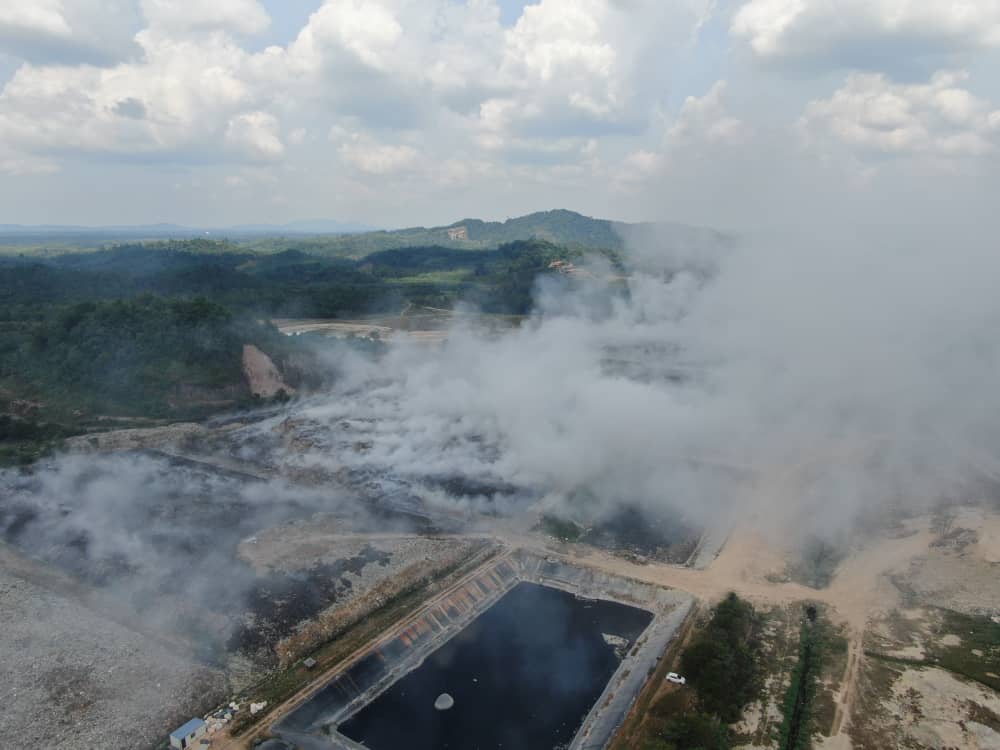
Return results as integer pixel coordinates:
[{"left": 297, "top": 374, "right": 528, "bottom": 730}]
[{"left": 291, "top": 223, "right": 1000, "bottom": 539}]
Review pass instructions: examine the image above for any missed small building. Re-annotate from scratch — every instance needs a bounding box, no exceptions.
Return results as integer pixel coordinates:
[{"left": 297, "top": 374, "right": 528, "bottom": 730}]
[
  {"left": 303, "top": 657, "right": 317, "bottom": 669},
  {"left": 170, "top": 718, "right": 207, "bottom": 749}
]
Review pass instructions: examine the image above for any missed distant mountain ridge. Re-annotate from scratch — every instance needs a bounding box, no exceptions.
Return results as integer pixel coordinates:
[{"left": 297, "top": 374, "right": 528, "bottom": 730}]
[
  {"left": 0, "top": 219, "right": 376, "bottom": 240},
  {"left": 0, "top": 209, "right": 730, "bottom": 258}
]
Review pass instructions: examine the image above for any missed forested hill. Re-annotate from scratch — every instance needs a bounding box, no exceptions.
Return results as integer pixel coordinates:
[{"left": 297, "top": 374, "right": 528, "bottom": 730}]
[
  {"left": 0, "top": 209, "right": 730, "bottom": 261},
  {"left": 0, "top": 238, "right": 595, "bottom": 463},
  {"left": 244, "top": 210, "right": 730, "bottom": 258}
]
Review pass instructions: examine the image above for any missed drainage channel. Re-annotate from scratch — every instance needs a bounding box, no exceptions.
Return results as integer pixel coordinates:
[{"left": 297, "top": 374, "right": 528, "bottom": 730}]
[{"left": 781, "top": 605, "right": 819, "bottom": 750}]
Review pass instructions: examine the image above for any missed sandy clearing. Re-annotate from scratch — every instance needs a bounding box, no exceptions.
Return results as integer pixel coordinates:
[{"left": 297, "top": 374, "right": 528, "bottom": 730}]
[
  {"left": 892, "top": 667, "right": 1000, "bottom": 749},
  {"left": 976, "top": 516, "right": 1000, "bottom": 564}
]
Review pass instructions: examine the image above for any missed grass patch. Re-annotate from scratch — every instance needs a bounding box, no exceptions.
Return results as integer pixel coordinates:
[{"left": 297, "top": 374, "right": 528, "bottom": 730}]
[
  {"left": 393, "top": 269, "right": 474, "bottom": 285},
  {"left": 866, "top": 608, "right": 1000, "bottom": 692},
  {"left": 536, "top": 513, "right": 584, "bottom": 543},
  {"left": 928, "top": 609, "right": 1000, "bottom": 691}
]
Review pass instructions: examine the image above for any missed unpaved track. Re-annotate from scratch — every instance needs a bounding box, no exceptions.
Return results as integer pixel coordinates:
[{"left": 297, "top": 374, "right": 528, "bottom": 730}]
[{"left": 502, "top": 518, "right": 941, "bottom": 750}]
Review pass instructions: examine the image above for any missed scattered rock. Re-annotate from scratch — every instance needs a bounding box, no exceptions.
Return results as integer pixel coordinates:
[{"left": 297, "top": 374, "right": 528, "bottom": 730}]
[{"left": 434, "top": 693, "right": 455, "bottom": 711}]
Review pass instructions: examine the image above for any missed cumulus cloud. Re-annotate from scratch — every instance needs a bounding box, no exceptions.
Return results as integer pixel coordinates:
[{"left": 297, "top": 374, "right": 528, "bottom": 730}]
[
  {"left": 337, "top": 133, "right": 420, "bottom": 175},
  {"left": 800, "top": 70, "right": 1000, "bottom": 159},
  {"left": 614, "top": 80, "right": 745, "bottom": 189},
  {"left": 0, "top": 28, "right": 261, "bottom": 168},
  {"left": 732, "top": 0, "right": 1000, "bottom": 70},
  {"left": 226, "top": 110, "right": 285, "bottom": 160},
  {"left": 141, "top": 0, "right": 270, "bottom": 35},
  {"left": 1, "top": 0, "right": 999, "bottom": 225},
  {"left": 669, "top": 80, "right": 746, "bottom": 145},
  {"left": 0, "top": 0, "right": 140, "bottom": 65},
  {"left": 482, "top": 0, "right": 712, "bottom": 141}
]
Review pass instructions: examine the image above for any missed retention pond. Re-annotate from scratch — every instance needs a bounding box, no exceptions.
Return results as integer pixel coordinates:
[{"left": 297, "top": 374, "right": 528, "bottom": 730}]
[{"left": 335, "top": 582, "right": 652, "bottom": 749}]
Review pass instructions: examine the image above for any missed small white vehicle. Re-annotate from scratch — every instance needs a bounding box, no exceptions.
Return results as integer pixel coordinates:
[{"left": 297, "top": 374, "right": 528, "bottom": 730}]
[{"left": 665, "top": 672, "right": 686, "bottom": 685}]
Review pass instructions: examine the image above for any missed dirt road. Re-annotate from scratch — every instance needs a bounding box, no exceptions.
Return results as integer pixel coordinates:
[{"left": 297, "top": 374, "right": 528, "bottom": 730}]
[{"left": 502, "top": 516, "right": 940, "bottom": 749}]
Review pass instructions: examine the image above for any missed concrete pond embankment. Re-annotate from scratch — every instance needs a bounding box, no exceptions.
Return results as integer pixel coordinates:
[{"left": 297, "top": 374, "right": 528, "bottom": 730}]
[{"left": 273, "top": 550, "right": 693, "bottom": 750}]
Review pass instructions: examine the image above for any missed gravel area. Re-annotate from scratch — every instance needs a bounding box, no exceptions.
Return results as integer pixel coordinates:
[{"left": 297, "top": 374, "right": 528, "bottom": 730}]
[{"left": 0, "top": 566, "right": 225, "bottom": 750}]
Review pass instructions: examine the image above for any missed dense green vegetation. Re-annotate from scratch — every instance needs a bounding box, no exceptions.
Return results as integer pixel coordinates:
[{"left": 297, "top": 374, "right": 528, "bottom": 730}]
[
  {"left": 537, "top": 514, "right": 584, "bottom": 542},
  {"left": 641, "top": 711, "right": 729, "bottom": 750},
  {"left": 2, "top": 297, "right": 297, "bottom": 417},
  {"left": 0, "top": 229, "right": 613, "bottom": 464},
  {"left": 681, "top": 592, "right": 758, "bottom": 724},
  {"left": 778, "top": 614, "right": 822, "bottom": 750},
  {"left": 0, "top": 237, "right": 583, "bottom": 320},
  {"left": 635, "top": 594, "right": 760, "bottom": 750}
]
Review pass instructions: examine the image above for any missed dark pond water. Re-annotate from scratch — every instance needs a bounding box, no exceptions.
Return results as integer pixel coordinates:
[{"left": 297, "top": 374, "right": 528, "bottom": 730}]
[{"left": 337, "top": 582, "right": 652, "bottom": 750}]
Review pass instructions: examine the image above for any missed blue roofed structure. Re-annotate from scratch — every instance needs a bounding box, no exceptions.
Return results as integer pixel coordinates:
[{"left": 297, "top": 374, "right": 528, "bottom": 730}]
[{"left": 169, "top": 717, "right": 206, "bottom": 748}]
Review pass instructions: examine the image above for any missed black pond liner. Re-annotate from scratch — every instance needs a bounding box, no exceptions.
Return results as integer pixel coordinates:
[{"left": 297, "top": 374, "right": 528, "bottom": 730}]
[{"left": 284, "top": 582, "right": 653, "bottom": 750}]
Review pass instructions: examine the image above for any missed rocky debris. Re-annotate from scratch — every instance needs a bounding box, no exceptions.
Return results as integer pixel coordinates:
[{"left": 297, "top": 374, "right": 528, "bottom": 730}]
[
  {"left": 434, "top": 693, "right": 455, "bottom": 710},
  {"left": 0, "top": 566, "right": 225, "bottom": 750},
  {"left": 601, "top": 633, "right": 630, "bottom": 658},
  {"left": 63, "top": 422, "right": 210, "bottom": 453}
]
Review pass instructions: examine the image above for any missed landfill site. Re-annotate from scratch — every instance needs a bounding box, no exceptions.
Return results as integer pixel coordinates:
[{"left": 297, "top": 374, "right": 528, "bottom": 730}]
[{"left": 3, "top": 406, "right": 1000, "bottom": 750}]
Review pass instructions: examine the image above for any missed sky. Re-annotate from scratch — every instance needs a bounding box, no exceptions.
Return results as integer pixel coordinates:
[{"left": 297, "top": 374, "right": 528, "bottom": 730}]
[{"left": 0, "top": 0, "right": 998, "bottom": 230}]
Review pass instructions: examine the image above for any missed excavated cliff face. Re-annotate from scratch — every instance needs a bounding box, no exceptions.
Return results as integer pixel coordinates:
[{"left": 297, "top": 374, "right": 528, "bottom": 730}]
[{"left": 242, "top": 344, "right": 296, "bottom": 399}]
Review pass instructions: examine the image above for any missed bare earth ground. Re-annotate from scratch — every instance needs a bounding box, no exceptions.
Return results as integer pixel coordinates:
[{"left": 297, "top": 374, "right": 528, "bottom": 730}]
[
  {"left": 0, "top": 562, "right": 225, "bottom": 750},
  {"left": 498, "top": 506, "right": 1000, "bottom": 750},
  {"left": 0, "top": 510, "right": 484, "bottom": 750},
  {"left": 6, "top": 445, "right": 1000, "bottom": 750},
  {"left": 242, "top": 344, "right": 295, "bottom": 398}
]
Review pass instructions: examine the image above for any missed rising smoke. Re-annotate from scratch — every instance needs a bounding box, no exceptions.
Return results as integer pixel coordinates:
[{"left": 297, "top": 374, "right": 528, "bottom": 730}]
[
  {"left": 3, "top": 221, "right": 1000, "bottom": 655},
  {"left": 288, "top": 222, "right": 1000, "bottom": 541}
]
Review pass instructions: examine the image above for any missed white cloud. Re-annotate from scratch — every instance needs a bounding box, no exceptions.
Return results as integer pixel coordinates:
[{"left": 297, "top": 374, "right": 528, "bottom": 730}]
[
  {"left": 225, "top": 111, "right": 284, "bottom": 160},
  {"left": 732, "top": 0, "right": 1000, "bottom": 68},
  {"left": 481, "top": 0, "right": 712, "bottom": 141},
  {"left": 613, "top": 80, "right": 745, "bottom": 189},
  {"left": 336, "top": 131, "right": 419, "bottom": 175},
  {"left": 0, "top": 3, "right": 72, "bottom": 39},
  {"left": 669, "top": 80, "right": 746, "bottom": 145},
  {"left": 0, "top": 0, "right": 139, "bottom": 65},
  {"left": 0, "top": 29, "right": 257, "bottom": 160},
  {"left": 141, "top": 0, "right": 270, "bottom": 36},
  {"left": 800, "top": 70, "right": 1000, "bottom": 159},
  {"left": 286, "top": 0, "right": 403, "bottom": 74},
  {"left": 0, "top": 0, "right": 714, "bottom": 183}
]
